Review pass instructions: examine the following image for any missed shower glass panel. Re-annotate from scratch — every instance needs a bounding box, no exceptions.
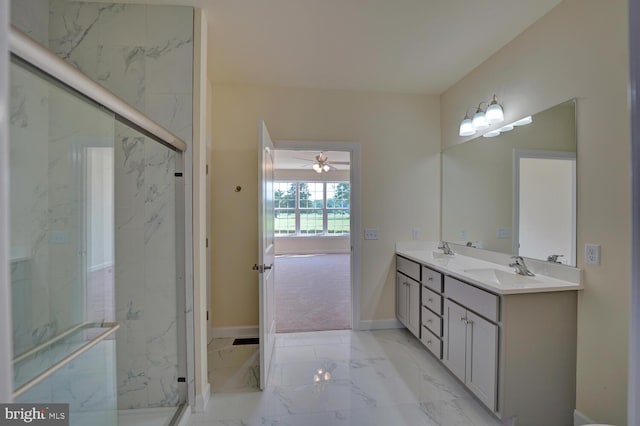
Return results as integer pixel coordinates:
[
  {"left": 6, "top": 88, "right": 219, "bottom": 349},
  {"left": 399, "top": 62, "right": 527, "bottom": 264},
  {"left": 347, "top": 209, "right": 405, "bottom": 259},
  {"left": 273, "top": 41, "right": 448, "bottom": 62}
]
[
  {"left": 9, "top": 58, "right": 118, "bottom": 423},
  {"left": 114, "top": 122, "right": 183, "bottom": 422}
]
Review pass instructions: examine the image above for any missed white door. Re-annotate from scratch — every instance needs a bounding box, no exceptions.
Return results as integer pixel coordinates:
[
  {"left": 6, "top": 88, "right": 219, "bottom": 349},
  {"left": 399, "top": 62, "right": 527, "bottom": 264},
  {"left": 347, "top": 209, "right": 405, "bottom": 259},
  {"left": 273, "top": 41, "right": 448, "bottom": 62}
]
[
  {"left": 396, "top": 273, "right": 407, "bottom": 326},
  {"left": 407, "top": 279, "right": 421, "bottom": 337},
  {"left": 257, "top": 120, "right": 276, "bottom": 390}
]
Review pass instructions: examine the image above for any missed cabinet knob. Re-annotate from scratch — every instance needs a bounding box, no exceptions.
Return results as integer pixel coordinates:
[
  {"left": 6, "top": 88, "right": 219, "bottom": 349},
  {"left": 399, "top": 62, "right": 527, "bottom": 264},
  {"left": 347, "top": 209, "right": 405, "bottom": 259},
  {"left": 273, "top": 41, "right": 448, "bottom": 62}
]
[
  {"left": 428, "top": 298, "right": 433, "bottom": 303},
  {"left": 428, "top": 277, "right": 434, "bottom": 281},
  {"left": 427, "top": 340, "right": 432, "bottom": 345},
  {"left": 460, "top": 316, "right": 466, "bottom": 322},
  {"left": 427, "top": 319, "right": 432, "bottom": 323}
]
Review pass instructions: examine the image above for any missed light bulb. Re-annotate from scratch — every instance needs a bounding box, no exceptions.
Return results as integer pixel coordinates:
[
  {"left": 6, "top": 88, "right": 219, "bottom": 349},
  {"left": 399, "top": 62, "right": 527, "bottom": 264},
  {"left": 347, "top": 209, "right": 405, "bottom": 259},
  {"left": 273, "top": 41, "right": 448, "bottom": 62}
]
[
  {"left": 513, "top": 116, "right": 533, "bottom": 126},
  {"left": 459, "top": 116, "right": 475, "bottom": 137},
  {"left": 472, "top": 110, "right": 489, "bottom": 130},
  {"left": 485, "top": 95, "right": 504, "bottom": 124},
  {"left": 483, "top": 129, "right": 501, "bottom": 138},
  {"left": 324, "top": 372, "right": 331, "bottom": 381},
  {"left": 498, "top": 124, "right": 514, "bottom": 132},
  {"left": 322, "top": 164, "right": 330, "bottom": 172},
  {"left": 313, "top": 163, "right": 322, "bottom": 173}
]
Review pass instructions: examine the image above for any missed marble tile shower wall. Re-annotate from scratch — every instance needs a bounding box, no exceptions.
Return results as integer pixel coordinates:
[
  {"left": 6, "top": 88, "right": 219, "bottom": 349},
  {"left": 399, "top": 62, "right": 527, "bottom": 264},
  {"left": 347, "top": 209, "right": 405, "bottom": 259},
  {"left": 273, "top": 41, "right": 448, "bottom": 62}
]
[{"left": 10, "top": 0, "right": 193, "bottom": 410}]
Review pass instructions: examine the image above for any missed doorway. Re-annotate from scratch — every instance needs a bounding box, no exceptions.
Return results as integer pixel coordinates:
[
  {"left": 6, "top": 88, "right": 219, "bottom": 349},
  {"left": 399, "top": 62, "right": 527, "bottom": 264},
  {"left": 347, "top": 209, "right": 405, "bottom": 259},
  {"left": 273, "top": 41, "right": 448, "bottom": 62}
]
[
  {"left": 513, "top": 150, "right": 577, "bottom": 265},
  {"left": 274, "top": 141, "right": 360, "bottom": 333},
  {"left": 272, "top": 149, "right": 353, "bottom": 333}
]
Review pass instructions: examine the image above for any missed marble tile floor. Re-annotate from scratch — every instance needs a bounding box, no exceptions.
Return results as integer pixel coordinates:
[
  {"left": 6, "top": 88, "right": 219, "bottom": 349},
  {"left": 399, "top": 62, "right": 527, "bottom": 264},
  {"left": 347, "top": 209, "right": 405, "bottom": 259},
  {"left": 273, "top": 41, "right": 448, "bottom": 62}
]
[
  {"left": 118, "top": 407, "right": 179, "bottom": 426},
  {"left": 208, "top": 338, "right": 260, "bottom": 393},
  {"left": 194, "top": 328, "right": 502, "bottom": 425}
]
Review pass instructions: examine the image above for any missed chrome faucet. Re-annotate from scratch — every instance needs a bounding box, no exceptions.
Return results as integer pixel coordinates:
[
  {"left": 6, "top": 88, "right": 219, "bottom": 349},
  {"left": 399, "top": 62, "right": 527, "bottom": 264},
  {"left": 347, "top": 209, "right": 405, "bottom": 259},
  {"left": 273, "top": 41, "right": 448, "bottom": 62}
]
[
  {"left": 547, "top": 254, "right": 564, "bottom": 263},
  {"left": 438, "top": 241, "right": 454, "bottom": 256},
  {"left": 509, "top": 256, "right": 535, "bottom": 276}
]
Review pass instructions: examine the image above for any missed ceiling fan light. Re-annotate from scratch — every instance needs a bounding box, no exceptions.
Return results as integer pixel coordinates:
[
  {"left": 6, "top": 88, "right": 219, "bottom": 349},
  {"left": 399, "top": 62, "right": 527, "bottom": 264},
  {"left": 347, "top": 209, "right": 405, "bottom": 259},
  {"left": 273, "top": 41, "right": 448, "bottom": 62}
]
[
  {"left": 472, "top": 110, "right": 489, "bottom": 130},
  {"left": 312, "top": 163, "right": 322, "bottom": 173},
  {"left": 485, "top": 96, "right": 504, "bottom": 124},
  {"left": 322, "top": 164, "right": 330, "bottom": 172}
]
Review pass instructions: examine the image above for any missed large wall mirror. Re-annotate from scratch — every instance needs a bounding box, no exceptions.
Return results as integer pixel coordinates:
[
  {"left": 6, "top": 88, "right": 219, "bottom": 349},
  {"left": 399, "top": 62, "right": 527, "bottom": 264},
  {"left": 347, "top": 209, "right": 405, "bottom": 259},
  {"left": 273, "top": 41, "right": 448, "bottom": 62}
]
[{"left": 442, "top": 99, "right": 577, "bottom": 266}]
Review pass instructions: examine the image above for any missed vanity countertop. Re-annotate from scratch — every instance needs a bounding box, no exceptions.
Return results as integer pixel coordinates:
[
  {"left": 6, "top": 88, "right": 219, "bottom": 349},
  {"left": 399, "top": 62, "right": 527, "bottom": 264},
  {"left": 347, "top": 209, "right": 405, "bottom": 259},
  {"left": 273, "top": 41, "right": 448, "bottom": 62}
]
[{"left": 396, "top": 248, "right": 583, "bottom": 295}]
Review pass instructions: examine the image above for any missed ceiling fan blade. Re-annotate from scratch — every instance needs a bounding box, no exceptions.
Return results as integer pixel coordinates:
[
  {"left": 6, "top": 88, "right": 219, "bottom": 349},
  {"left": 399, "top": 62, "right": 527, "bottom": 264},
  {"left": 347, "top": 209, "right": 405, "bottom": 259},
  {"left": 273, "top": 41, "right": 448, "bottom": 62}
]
[
  {"left": 330, "top": 161, "right": 350, "bottom": 165},
  {"left": 293, "top": 156, "right": 315, "bottom": 162}
]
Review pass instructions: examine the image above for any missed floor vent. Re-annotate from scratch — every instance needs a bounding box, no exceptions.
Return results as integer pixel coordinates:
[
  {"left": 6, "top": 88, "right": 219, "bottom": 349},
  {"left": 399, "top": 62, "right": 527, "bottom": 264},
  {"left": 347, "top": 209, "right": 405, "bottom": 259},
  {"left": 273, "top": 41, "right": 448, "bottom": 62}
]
[{"left": 232, "top": 337, "right": 259, "bottom": 346}]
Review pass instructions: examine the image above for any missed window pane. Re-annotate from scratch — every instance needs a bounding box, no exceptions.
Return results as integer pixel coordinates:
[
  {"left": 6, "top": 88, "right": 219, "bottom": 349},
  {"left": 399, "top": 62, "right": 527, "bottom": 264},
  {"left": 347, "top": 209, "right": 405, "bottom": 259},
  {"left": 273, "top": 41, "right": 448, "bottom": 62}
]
[
  {"left": 327, "top": 182, "right": 350, "bottom": 209},
  {"left": 299, "top": 209, "right": 323, "bottom": 234},
  {"left": 275, "top": 209, "right": 296, "bottom": 235},
  {"left": 299, "top": 182, "right": 324, "bottom": 209},
  {"left": 328, "top": 209, "right": 350, "bottom": 234},
  {"left": 275, "top": 182, "right": 296, "bottom": 209}
]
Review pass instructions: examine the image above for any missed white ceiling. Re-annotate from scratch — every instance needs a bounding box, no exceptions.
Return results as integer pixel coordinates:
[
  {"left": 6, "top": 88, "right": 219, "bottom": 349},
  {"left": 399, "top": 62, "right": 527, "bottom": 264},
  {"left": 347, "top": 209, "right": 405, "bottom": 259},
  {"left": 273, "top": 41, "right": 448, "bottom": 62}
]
[
  {"left": 104, "top": 0, "right": 561, "bottom": 94},
  {"left": 274, "top": 150, "right": 350, "bottom": 170}
]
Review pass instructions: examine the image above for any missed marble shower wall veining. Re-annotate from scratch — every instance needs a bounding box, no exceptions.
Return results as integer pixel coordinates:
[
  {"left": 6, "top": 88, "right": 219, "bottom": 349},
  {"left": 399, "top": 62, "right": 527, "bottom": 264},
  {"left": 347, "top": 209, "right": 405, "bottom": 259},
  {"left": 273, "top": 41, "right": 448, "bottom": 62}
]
[
  {"left": 10, "top": 0, "right": 193, "bottom": 410},
  {"left": 47, "top": 1, "right": 192, "bottom": 410}
]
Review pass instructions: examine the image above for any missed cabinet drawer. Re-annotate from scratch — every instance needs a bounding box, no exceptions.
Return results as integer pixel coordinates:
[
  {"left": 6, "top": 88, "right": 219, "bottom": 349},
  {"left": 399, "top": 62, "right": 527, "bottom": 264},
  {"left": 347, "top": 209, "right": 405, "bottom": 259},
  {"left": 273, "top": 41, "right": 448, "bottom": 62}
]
[
  {"left": 422, "top": 286, "right": 442, "bottom": 315},
  {"left": 397, "top": 255, "right": 421, "bottom": 282},
  {"left": 421, "top": 326, "right": 442, "bottom": 359},
  {"left": 444, "top": 276, "right": 499, "bottom": 322},
  {"left": 422, "top": 266, "right": 443, "bottom": 293},
  {"left": 422, "top": 305, "right": 442, "bottom": 337}
]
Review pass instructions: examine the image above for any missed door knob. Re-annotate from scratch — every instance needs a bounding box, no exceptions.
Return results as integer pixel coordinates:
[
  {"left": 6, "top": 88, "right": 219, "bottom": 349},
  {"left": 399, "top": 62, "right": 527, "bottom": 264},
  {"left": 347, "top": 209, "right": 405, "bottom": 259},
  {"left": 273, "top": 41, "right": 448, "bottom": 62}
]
[{"left": 252, "top": 264, "right": 273, "bottom": 273}]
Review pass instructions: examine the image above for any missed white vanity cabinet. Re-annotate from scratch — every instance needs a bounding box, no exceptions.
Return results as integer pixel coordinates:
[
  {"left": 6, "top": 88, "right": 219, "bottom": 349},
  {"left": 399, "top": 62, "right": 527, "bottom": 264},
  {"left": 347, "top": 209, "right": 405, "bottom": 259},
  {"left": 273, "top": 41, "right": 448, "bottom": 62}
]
[
  {"left": 395, "top": 250, "right": 579, "bottom": 426},
  {"left": 396, "top": 256, "right": 421, "bottom": 337},
  {"left": 420, "top": 266, "right": 444, "bottom": 358},
  {"left": 443, "top": 296, "right": 498, "bottom": 410}
]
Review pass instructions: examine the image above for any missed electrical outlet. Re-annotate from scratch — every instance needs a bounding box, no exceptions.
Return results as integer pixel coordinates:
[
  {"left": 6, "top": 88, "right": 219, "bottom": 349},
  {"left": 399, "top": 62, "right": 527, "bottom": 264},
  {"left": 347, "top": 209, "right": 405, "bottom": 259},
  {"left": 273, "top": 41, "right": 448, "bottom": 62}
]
[
  {"left": 460, "top": 229, "right": 468, "bottom": 239},
  {"left": 364, "top": 228, "right": 379, "bottom": 240},
  {"left": 412, "top": 228, "right": 420, "bottom": 240},
  {"left": 585, "top": 244, "right": 601, "bottom": 265},
  {"left": 496, "top": 228, "right": 510, "bottom": 239}
]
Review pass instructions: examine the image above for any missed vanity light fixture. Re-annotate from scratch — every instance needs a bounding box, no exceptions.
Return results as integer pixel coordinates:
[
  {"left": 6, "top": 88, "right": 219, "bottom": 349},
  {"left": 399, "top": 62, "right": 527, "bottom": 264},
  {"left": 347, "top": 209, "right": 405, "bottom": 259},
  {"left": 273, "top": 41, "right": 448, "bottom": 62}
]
[
  {"left": 483, "top": 129, "right": 501, "bottom": 138},
  {"left": 498, "top": 123, "right": 514, "bottom": 132},
  {"left": 472, "top": 103, "right": 489, "bottom": 130},
  {"left": 513, "top": 115, "right": 533, "bottom": 126},
  {"left": 458, "top": 111, "right": 476, "bottom": 136},
  {"left": 485, "top": 95, "right": 504, "bottom": 124},
  {"left": 459, "top": 95, "right": 505, "bottom": 136}
]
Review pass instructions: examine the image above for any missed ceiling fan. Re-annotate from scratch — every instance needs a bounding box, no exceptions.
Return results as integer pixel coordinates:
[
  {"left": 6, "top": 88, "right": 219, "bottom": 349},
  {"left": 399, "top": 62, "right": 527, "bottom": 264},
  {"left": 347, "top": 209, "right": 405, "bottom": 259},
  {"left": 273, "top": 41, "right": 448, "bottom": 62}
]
[{"left": 295, "top": 152, "right": 350, "bottom": 173}]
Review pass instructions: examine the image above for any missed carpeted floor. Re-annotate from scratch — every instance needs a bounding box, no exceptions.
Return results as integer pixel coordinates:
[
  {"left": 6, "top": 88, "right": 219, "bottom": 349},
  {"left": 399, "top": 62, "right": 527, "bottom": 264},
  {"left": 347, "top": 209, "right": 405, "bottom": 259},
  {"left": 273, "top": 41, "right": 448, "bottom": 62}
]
[{"left": 275, "top": 254, "right": 351, "bottom": 333}]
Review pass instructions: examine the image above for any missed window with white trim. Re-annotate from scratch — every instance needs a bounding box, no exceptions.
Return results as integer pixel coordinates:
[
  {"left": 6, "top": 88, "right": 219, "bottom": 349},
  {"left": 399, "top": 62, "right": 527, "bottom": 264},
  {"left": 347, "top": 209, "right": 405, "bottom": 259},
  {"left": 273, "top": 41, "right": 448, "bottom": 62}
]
[{"left": 274, "top": 181, "right": 350, "bottom": 236}]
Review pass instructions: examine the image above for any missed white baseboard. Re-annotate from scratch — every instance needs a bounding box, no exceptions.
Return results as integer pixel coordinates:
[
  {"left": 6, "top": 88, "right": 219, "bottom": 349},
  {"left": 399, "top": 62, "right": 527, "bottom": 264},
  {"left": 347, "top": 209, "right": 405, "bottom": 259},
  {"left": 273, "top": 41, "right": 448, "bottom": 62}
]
[
  {"left": 210, "top": 326, "right": 259, "bottom": 339},
  {"left": 574, "top": 409, "right": 595, "bottom": 425},
  {"left": 194, "top": 382, "right": 210, "bottom": 412},
  {"left": 358, "top": 319, "right": 403, "bottom": 330}
]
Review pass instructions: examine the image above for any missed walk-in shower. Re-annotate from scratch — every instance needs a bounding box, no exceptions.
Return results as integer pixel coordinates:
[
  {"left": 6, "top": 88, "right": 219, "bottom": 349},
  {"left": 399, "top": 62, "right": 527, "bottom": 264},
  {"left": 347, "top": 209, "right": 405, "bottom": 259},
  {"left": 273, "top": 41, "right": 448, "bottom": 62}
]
[{"left": 8, "top": 25, "right": 192, "bottom": 425}]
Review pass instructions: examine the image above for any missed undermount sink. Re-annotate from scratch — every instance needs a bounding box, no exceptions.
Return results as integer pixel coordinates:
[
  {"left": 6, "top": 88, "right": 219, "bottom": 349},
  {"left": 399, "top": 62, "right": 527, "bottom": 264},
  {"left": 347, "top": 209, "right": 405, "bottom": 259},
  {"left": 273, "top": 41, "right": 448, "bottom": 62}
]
[{"left": 462, "top": 268, "right": 540, "bottom": 285}]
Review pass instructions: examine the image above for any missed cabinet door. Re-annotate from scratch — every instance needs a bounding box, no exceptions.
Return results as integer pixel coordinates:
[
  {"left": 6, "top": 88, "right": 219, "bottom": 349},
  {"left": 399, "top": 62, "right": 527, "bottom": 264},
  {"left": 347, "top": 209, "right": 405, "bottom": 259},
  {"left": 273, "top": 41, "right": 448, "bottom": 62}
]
[
  {"left": 396, "top": 273, "right": 407, "bottom": 326},
  {"left": 407, "top": 278, "right": 421, "bottom": 337},
  {"left": 443, "top": 300, "right": 467, "bottom": 382},
  {"left": 465, "top": 310, "right": 498, "bottom": 411}
]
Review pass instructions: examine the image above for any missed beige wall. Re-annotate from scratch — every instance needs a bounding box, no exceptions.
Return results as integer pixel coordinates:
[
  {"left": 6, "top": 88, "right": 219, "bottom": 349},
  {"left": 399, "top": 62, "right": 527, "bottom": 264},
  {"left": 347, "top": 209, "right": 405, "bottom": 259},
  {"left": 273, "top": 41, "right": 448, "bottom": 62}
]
[
  {"left": 211, "top": 85, "right": 441, "bottom": 327},
  {"left": 440, "top": 1, "right": 630, "bottom": 423},
  {"left": 275, "top": 236, "right": 350, "bottom": 255}
]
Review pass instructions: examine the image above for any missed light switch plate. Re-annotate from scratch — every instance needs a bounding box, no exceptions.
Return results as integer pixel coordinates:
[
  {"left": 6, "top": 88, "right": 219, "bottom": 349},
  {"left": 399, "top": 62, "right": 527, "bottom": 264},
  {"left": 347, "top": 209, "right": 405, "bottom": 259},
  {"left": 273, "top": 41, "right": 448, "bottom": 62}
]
[
  {"left": 412, "top": 228, "right": 420, "bottom": 240},
  {"left": 364, "top": 228, "right": 379, "bottom": 240},
  {"left": 585, "top": 243, "right": 601, "bottom": 265}
]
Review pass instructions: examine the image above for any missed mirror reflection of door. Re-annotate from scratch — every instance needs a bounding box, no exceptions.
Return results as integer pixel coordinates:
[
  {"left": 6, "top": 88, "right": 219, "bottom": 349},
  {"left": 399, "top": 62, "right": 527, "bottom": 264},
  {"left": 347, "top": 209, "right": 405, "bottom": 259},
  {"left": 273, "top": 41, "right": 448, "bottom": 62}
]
[{"left": 514, "top": 150, "right": 576, "bottom": 265}]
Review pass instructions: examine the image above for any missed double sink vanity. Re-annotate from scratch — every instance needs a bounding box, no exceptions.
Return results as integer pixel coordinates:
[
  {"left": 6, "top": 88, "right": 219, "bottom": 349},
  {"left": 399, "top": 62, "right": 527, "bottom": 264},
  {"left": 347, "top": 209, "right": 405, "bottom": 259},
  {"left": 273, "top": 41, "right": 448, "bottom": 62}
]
[{"left": 395, "top": 241, "right": 583, "bottom": 426}]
